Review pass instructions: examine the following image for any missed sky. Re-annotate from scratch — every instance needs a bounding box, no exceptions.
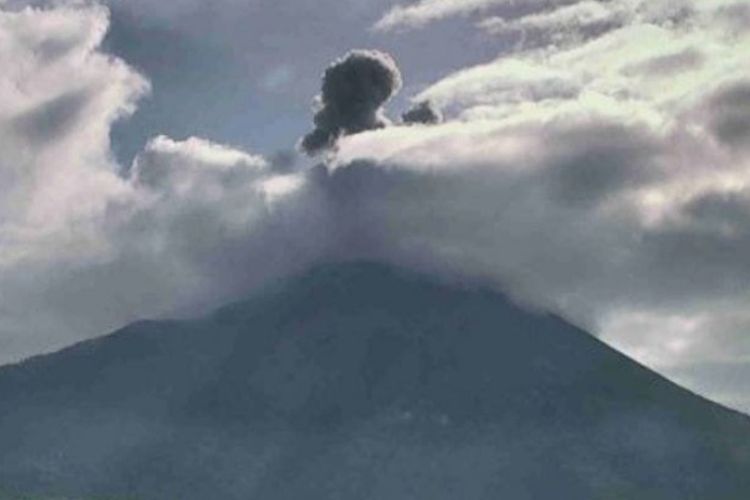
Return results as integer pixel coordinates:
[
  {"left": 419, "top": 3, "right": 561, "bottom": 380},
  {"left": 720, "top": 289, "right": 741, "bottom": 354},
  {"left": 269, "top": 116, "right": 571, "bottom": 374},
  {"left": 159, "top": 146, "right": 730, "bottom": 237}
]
[{"left": 0, "top": 0, "right": 749, "bottom": 413}]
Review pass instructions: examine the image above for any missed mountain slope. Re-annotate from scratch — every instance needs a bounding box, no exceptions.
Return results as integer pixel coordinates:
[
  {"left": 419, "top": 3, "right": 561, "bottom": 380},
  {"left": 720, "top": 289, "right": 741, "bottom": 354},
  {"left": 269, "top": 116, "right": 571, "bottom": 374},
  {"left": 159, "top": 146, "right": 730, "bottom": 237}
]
[{"left": 0, "top": 262, "right": 748, "bottom": 499}]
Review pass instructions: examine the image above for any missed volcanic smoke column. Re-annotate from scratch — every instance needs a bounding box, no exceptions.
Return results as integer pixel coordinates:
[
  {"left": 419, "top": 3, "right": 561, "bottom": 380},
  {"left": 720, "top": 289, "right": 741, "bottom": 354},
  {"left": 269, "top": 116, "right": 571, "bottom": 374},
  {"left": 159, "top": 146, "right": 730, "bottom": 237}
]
[{"left": 300, "top": 50, "right": 403, "bottom": 155}]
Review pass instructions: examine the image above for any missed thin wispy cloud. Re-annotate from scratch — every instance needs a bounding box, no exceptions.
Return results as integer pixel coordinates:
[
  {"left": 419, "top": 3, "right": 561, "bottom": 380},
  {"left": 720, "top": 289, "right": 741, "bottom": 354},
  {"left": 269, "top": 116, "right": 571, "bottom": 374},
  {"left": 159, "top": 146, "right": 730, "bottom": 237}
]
[{"left": 374, "top": 0, "right": 523, "bottom": 31}]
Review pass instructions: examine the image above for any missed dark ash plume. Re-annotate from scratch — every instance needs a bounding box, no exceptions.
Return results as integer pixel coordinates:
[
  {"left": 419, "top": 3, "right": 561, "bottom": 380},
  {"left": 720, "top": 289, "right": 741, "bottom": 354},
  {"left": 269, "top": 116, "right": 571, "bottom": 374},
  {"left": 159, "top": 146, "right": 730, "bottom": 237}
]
[
  {"left": 402, "top": 100, "right": 443, "bottom": 125},
  {"left": 300, "top": 50, "right": 403, "bottom": 155}
]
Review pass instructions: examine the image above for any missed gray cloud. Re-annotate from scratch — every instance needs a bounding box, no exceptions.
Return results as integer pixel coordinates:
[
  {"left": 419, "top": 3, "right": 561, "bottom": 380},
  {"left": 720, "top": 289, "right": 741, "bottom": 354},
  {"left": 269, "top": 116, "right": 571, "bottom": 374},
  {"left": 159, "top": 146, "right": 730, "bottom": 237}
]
[
  {"left": 715, "top": 2, "right": 750, "bottom": 36},
  {"left": 623, "top": 48, "right": 705, "bottom": 78},
  {"left": 12, "top": 89, "right": 92, "bottom": 145},
  {"left": 685, "top": 192, "right": 750, "bottom": 233},
  {"left": 331, "top": 70, "right": 750, "bottom": 411},
  {"left": 707, "top": 81, "right": 750, "bottom": 151},
  {"left": 300, "top": 50, "right": 403, "bottom": 155},
  {"left": 539, "top": 124, "right": 661, "bottom": 207},
  {"left": 402, "top": 100, "right": 443, "bottom": 125},
  {"left": 268, "top": 150, "right": 300, "bottom": 173}
]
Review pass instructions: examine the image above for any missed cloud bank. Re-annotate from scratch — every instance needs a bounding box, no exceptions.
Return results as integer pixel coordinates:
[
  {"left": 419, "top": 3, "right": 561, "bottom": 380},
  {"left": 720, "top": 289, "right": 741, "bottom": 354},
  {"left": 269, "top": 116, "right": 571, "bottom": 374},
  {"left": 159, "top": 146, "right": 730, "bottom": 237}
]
[
  {"left": 360, "top": 0, "right": 750, "bottom": 411},
  {"left": 0, "top": 4, "right": 329, "bottom": 361}
]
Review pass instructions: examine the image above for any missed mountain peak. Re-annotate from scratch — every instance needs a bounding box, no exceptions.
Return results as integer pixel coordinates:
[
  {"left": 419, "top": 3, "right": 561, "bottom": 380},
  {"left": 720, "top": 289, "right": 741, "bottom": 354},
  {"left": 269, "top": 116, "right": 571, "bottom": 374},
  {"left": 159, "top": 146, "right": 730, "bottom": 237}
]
[{"left": 1, "top": 262, "right": 749, "bottom": 499}]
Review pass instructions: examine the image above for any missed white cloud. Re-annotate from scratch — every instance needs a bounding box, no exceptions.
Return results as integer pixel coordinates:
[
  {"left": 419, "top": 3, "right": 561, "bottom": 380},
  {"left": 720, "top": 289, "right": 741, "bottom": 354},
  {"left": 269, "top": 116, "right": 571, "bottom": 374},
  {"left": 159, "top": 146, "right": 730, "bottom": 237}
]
[
  {"left": 417, "top": 2, "right": 749, "bottom": 121},
  {"left": 352, "top": 0, "right": 750, "bottom": 409},
  {"left": 478, "top": 1, "right": 632, "bottom": 46},
  {"left": 0, "top": 4, "right": 147, "bottom": 265},
  {"left": 328, "top": 108, "right": 750, "bottom": 408},
  {"left": 416, "top": 58, "right": 582, "bottom": 112},
  {"left": 374, "top": 0, "right": 512, "bottom": 31},
  {"left": 345, "top": 0, "right": 750, "bottom": 411},
  {"left": 0, "top": 5, "right": 329, "bottom": 363}
]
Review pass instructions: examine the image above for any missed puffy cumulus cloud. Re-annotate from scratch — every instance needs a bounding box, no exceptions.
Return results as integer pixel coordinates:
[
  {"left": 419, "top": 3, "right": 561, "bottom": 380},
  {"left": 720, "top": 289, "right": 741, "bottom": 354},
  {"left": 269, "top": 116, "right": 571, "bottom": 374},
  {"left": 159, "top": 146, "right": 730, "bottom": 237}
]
[
  {"left": 0, "top": 4, "right": 148, "bottom": 266},
  {"left": 300, "top": 50, "right": 403, "bottom": 155},
  {"left": 402, "top": 100, "right": 443, "bottom": 125},
  {"left": 1, "top": 130, "right": 328, "bottom": 362},
  {"left": 0, "top": 3, "right": 146, "bottom": 359},
  {"left": 103, "top": 136, "right": 328, "bottom": 323},
  {"left": 132, "top": 136, "right": 268, "bottom": 192},
  {"left": 0, "top": 5, "right": 329, "bottom": 363}
]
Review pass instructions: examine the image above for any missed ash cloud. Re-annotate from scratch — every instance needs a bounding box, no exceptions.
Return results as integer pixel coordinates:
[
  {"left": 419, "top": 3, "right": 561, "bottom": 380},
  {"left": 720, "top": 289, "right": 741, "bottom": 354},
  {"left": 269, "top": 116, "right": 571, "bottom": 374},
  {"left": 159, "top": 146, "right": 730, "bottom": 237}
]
[
  {"left": 300, "top": 50, "right": 403, "bottom": 155},
  {"left": 402, "top": 100, "right": 443, "bottom": 125}
]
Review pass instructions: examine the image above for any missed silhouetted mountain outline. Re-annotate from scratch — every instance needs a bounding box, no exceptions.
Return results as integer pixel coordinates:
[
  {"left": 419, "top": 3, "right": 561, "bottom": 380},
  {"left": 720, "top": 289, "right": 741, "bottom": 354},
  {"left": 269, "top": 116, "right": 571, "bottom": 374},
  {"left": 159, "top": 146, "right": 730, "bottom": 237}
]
[{"left": 1, "top": 262, "right": 748, "bottom": 499}]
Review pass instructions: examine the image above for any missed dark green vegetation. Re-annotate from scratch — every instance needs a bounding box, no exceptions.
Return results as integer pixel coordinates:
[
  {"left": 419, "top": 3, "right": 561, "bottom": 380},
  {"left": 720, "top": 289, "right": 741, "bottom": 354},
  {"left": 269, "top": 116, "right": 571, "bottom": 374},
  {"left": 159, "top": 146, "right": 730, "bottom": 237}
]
[{"left": 1, "top": 263, "right": 749, "bottom": 499}]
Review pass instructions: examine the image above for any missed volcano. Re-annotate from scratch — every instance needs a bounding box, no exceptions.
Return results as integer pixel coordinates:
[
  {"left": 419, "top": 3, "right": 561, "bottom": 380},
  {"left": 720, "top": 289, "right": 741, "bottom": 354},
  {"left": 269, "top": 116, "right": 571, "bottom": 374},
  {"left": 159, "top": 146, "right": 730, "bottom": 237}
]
[{"left": 0, "top": 262, "right": 748, "bottom": 499}]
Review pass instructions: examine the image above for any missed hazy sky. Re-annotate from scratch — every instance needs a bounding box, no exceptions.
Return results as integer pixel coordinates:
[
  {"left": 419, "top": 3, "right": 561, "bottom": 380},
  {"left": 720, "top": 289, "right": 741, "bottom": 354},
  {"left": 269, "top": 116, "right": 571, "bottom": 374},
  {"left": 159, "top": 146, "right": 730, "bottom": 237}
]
[{"left": 1, "top": 0, "right": 749, "bottom": 413}]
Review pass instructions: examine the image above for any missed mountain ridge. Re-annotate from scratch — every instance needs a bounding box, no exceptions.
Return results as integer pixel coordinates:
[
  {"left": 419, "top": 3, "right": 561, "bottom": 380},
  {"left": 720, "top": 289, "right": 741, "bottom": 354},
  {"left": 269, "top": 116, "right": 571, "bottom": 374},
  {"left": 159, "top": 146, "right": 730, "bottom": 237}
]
[{"left": 1, "top": 261, "right": 749, "bottom": 499}]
